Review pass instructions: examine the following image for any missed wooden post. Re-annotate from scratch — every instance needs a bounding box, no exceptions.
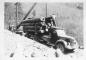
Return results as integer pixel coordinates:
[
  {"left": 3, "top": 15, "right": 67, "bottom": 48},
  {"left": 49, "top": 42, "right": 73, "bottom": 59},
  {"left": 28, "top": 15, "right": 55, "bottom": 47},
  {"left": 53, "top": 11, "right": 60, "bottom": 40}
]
[
  {"left": 15, "top": 2, "right": 18, "bottom": 30},
  {"left": 32, "top": 10, "right": 36, "bottom": 18},
  {"left": 46, "top": 3, "right": 47, "bottom": 17}
]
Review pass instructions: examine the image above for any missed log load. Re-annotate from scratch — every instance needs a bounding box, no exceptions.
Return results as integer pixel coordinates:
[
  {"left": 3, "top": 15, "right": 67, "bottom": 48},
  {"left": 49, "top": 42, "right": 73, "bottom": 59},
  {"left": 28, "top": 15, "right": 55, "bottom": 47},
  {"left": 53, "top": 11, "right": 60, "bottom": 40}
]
[
  {"left": 22, "top": 18, "right": 42, "bottom": 23},
  {"left": 23, "top": 25, "right": 41, "bottom": 33},
  {"left": 16, "top": 18, "right": 42, "bottom": 30}
]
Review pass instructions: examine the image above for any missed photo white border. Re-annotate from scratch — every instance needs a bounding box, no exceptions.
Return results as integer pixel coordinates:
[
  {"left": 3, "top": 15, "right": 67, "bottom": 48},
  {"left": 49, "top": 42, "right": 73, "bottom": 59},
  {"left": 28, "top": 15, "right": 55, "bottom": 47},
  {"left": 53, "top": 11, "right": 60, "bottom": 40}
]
[{"left": 0, "top": 0, "right": 86, "bottom": 60}]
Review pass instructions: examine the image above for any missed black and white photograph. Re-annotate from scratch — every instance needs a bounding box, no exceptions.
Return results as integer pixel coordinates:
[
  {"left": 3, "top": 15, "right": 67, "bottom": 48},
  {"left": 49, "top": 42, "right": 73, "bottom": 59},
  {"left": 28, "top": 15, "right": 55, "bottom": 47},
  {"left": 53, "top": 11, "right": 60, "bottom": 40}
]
[{"left": 2, "top": 0, "right": 86, "bottom": 60}]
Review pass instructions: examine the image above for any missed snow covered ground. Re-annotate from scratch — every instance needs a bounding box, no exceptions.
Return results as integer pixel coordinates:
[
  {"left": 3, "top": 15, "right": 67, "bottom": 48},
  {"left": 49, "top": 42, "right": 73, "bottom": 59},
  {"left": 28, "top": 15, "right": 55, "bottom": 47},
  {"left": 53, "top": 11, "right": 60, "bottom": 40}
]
[{"left": 3, "top": 30, "right": 86, "bottom": 60}]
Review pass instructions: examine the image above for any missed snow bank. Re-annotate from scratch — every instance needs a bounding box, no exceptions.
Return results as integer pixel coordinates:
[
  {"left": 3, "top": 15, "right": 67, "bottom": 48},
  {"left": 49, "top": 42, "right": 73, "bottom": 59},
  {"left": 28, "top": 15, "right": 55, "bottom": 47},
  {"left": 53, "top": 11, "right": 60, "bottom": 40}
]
[
  {"left": 3, "top": 30, "right": 86, "bottom": 60},
  {"left": 4, "top": 30, "right": 56, "bottom": 58}
]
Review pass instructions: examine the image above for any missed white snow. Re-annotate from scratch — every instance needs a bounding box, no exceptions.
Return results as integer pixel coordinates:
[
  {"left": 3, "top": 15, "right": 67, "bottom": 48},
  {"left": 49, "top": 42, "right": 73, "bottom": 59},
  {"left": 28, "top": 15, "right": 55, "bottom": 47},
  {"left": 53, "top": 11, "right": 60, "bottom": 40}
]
[{"left": 3, "top": 30, "right": 86, "bottom": 60}]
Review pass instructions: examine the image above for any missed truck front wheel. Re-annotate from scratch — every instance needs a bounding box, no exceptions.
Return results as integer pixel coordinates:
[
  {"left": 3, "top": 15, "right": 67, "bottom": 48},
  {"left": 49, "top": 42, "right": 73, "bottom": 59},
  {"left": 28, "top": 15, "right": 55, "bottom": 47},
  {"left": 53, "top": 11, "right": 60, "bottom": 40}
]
[{"left": 56, "top": 43, "right": 65, "bottom": 53}]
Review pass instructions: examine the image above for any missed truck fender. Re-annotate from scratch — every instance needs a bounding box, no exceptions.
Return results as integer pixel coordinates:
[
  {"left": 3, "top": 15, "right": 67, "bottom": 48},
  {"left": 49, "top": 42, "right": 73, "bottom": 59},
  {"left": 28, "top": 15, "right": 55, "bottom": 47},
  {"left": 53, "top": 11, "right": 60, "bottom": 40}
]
[{"left": 55, "top": 39, "right": 67, "bottom": 47}]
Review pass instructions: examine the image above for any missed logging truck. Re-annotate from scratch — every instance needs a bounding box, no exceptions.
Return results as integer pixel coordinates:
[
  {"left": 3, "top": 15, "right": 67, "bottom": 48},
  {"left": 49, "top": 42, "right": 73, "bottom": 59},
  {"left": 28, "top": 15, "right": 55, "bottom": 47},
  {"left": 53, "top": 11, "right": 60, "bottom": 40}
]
[
  {"left": 15, "top": 3, "right": 78, "bottom": 53},
  {"left": 16, "top": 15, "right": 78, "bottom": 53}
]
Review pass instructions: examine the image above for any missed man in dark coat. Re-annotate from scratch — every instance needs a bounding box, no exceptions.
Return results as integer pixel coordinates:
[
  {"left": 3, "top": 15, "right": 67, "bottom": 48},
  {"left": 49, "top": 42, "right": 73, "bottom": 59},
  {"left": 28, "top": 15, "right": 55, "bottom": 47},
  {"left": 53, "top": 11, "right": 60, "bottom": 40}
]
[{"left": 45, "top": 15, "right": 58, "bottom": 44}]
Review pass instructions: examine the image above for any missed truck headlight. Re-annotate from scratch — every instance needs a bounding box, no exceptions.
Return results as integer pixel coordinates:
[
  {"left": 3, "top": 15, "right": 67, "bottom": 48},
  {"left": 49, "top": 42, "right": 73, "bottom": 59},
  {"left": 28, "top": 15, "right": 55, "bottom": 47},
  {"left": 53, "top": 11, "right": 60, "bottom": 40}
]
[{"left": 46, "top": 29, "right": 48, "bottom": 31}]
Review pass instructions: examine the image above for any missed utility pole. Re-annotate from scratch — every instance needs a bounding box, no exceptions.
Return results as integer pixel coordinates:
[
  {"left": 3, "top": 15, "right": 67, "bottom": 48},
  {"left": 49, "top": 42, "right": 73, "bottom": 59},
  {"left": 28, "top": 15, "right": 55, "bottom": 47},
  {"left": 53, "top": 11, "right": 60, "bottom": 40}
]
[
  {"left": 46, "top": 3, "right": 47, "bottom": 17},
  {"left": 32, "top": 10, "right": 36, "bottom": 18},
  {"left": 15, "top": 2, "right": 18, "bottom": 27}
]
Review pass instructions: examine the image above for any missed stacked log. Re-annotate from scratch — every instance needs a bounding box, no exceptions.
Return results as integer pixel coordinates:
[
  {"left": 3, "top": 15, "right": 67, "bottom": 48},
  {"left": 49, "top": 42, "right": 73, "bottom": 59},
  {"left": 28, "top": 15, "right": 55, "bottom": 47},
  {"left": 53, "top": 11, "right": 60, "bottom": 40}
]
[
  {"left": 23, "top": 26, "right": 40, "bottom": 33},
  {"left": 21, "top": 23, "right": 35, "bottom": 26},
  {"left": 22, "top": 18, "right": 42, "bottom": 33},
  {"left": 22, "top": 18, "right": 42, "bottom": 23}
]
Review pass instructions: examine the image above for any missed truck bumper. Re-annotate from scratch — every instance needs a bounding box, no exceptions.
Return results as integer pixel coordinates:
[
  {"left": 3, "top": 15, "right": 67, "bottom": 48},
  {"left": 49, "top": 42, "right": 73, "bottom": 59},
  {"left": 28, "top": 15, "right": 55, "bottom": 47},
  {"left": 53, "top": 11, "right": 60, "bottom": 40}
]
[{"left": 65, "top": 43, "right": 78, "bottom": 50}]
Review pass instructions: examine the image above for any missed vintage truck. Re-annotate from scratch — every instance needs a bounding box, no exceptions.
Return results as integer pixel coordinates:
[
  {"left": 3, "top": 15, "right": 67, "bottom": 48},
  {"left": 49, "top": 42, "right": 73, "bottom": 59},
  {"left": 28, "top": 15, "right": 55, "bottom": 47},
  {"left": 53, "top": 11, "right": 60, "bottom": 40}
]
[
  {"left": 15, "top": 3, "right": 78, "bottom": 53},
  {"left": 16, "top": 15, "right": 78, "bottom": 53}
]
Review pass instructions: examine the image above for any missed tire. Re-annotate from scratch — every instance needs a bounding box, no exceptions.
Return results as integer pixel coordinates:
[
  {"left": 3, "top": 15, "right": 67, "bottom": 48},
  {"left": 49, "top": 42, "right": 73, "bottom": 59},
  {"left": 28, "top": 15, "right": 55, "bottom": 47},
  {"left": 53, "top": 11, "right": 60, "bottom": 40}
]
[{"left": 56, "top": 43, "right": 65, "bottom": 53}]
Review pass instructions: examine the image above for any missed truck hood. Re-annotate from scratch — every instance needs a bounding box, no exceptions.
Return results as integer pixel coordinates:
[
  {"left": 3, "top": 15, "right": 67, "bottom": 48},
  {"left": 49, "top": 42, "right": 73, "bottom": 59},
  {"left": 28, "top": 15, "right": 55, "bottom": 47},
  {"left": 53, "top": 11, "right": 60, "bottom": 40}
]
[{"left": 55, "top": 30, "right": 75, "bottom": 39}]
